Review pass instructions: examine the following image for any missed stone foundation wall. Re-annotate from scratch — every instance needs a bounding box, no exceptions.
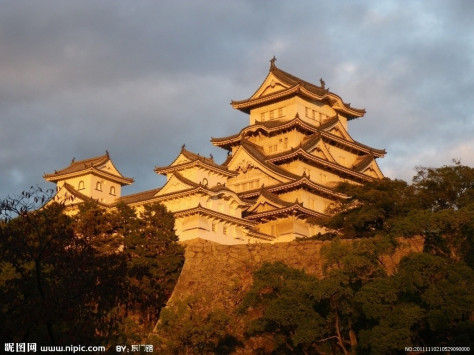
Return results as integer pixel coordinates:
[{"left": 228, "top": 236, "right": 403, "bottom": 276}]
[{"left": 153, "top": 237, "right": 424, "bottom": 351}]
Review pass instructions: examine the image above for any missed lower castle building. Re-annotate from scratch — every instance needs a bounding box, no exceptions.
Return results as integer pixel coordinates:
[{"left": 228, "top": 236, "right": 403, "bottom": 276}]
[{"left": 44, "top": 59, "right": 385, "bottom": 244}]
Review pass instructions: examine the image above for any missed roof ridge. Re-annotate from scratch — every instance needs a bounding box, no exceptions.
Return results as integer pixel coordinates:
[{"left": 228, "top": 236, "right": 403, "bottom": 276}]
[
  {"left": 172, "top": 171, "right": 199, "bottom": 187},
  {"left": 259, "top": 189, "right": 293, "bottom": 207},
  {"left": 240, "top": 139, "right": 300, "bottom": 180}
]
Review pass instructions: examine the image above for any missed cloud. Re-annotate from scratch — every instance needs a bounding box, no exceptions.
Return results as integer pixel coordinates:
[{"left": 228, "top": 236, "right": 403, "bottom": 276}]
[{"left": 1, "top": 0, "right": 473, "bottom": 199}]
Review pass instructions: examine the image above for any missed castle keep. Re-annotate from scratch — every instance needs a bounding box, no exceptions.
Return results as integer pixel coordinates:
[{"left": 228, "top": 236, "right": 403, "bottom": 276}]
[{"left": 44, "top": 59, "right": 385, "bottom": 244}]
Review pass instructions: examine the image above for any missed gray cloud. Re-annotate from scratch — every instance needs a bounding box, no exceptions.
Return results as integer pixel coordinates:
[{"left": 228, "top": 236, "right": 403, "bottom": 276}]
[{"left": 1, "top": 0, "right": 473, "bottom": 198}]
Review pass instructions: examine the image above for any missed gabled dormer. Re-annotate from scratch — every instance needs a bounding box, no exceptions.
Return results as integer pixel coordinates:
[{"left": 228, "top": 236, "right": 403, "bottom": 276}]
[
  {"left": 44, "top": 151, "right": 133, "bottom": 205},
  {"left": 154, "top": 145, "right": 235, "bottom": 186}
]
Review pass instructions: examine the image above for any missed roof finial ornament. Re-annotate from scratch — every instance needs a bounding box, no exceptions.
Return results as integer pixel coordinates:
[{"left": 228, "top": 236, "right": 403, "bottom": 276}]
[
  {"left": 210, "top": 153, "right": 213, "bottom": 160},
  {"left": 105, "top": 150, "right": 109, "bottom": 157},
  {"left": 181, "top": 144, "right": 186, "bottom": 151},
  {"left": 270, "top": 56, "right": 277, "bottom": 69},
  {"left": 319, "top": 78, "right": 326, "bottom": 89},
  {"left": 71, "top": 157, "right": 75, "bottom": 164}
]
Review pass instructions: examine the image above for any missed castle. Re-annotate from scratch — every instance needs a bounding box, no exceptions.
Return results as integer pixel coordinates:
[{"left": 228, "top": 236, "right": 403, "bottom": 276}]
[{"left": 44, "top": 59, "right": 385, "bottom": 244}]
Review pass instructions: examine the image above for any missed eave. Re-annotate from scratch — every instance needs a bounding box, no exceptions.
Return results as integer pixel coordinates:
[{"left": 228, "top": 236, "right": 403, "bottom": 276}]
[
  {"left": 239, "top": 176, "right": 347, "bottom": 200},
  {"left": 266, "top": 148, "right": 376, "bottom": 182},
  {"left": 231, "top": 84, "right": 365, "bottom": 119},
  {"left": 174, "top": 204, "right": 256, "bottom": 227},
  {"left": 212, "top": 115, "right": 386, "bottom": 157},
  {"left": 238, "top": 140, "right": 300, "bottom": 181},
  {"left": 123, "top": 184, "right": 251, "bottom": 209},
  {"left": 244, "top": 203, "right": 327, "bottom": 221},
  {"left": 44, "top": 167, "right": 134, "bottom": 185},
  {"left": 154, "top": 160, "right": 237, "bottom": 177}
]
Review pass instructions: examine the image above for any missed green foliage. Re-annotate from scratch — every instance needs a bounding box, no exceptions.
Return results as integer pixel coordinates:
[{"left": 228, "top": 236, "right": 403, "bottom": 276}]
[
  {"left": 322, "top": 178, "right": 416, "bottom": 238},
  {"left": 124, "top": 202, "right": 185, "bottom": 328},
  {"left": 0, "top": 197, "right": 126, "bottom": 344},
  {"left": 157, "top": 295, "right": 241, "bottom": 354},
  {"left": 0, "top": 189, "right": 184, "bottom": 345},
  {"left": 413, "top": 162, "right": 474, "bottom": 211},
  {"left": 240, "top": 162, "right": 474, "bottom": 353},
  {"left": 241, "top": 262, "right": 355, "bottom": 354},
  {"left": 242, "top": 239, "right": 474, "bottom": 354},
  {"left": 321, "top": 236, "right": 395, "bottom": 285},
  {"left": 321, "top": 162, "right": 474, "bottom": 267},
  {"left": 356, "top": 253, "right": 474, "bottom": 353}
]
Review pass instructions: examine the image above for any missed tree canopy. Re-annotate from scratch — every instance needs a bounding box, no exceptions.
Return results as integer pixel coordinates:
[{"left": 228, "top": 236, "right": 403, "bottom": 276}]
[
  {"left": 0, "top": 187, "right": 184, "bottom": 345},
  {"left": 240, "top": 162, "right": 474, "bottom": 354},
  {"left": 319, "top": 162, "right": 474, "bottom": 267},
  {"left": 240, "top": 243, "right": 474, "bottom": 354}
]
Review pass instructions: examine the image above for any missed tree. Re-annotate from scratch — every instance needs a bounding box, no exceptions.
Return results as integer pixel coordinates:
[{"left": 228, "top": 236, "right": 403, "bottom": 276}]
[
  {"left": 412, "top": 161, "right": 474, "bottom": 211},
  {"left": 0, "top": 188, "right": 184, "bottom": 344},
  {"left": 241, "top": 242, "right": 474, "bottom": 354},
  {"left": 408, "top": 163, "right": 474, "bottom": 265},
  {"left": 239, "top": 262, "right": 328, "bottom": 354},
  {"left": 319, "top": 178, "right": 416, "bottom": 239},
  {"left": 124, "top": 202, "right": 185, "bottom": 330},
  {"left": 356, "top": 253, "right": 474, "bottom": 353},
  {"left": 0, "top": 187, "right": 127, "bottom": 344},
  {"left": 156, "top": 295, "right": 241, "bottom": 354},
  {"left": 319, "top": 162, "right": 474, "bottom": 266},
  {"left": 239, "top": 162, "right": 474, "bottom": 354}
]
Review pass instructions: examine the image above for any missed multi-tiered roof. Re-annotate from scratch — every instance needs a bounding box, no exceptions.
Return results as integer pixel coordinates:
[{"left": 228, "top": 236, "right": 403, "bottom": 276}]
[
  {"left": 44, "top": 59, "right": 385, "bottom": 244},
  {"left": 207, "top": 58, "right": 385, "bottom": 241}
]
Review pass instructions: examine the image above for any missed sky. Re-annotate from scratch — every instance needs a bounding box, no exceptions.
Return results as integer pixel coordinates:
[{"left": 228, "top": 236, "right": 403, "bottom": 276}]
[{"left": 1, "top": 0, "right": 474, "bottom": 199}]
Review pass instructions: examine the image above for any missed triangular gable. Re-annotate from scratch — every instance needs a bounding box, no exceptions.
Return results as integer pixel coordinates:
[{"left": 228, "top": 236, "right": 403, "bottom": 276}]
[
  {"left": 305, "top": 139, "right": 336, "bottom": 164},
  {"left": 246, "top": 193, "right": 290, "bottom": 214},
  {"left": 156, "top": 173, "right": 196, "bottom": 196},
  {"left": 358, "top": 160, "right": 384, "bottom": 179},
  {"left": 169, "top": 152, "right": 193, "bottom": 167},
  {"left": 250, "top": 72, "right": 292, "bottom": 100},
  {"left": 325, "top": 120, "right": 353, "bottom": 141},
  {"left": 226, "top": 145, "right": 291, "bottom": 184},
  {"left": 96, "top": 159, "right": 123, "bottom": 178}
]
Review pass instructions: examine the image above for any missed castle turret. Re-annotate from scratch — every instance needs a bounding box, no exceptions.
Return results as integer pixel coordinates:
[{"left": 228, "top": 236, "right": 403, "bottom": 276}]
[{"left": 44, "top": 152, "right": 134, "bottom": 206}]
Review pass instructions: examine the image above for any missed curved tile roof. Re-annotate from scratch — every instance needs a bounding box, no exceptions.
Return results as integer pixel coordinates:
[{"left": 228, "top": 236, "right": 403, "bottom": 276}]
[
  {"left": 266, "top": 146, "right": 376, "bottom": 182},
  {"left": 212, "top": 114, "right": 386, "bottom": 157},
  {"left": 155, "top": 146, "right": 237, "bottom": 177},
  {"left": 44, "top": 152, "right": 134, "bottom": 185},
  {"left": 239, "top": 176, "right": 347, "bottom": 200},
  {"left": 244, "top": 202, "right": 327, "bottom": 221},
  {"left": 231, "top": 60, "right": 365, "bottom": 119},
  {"left": 174, "top": 204, "right": 256, "bottom": 227}
]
